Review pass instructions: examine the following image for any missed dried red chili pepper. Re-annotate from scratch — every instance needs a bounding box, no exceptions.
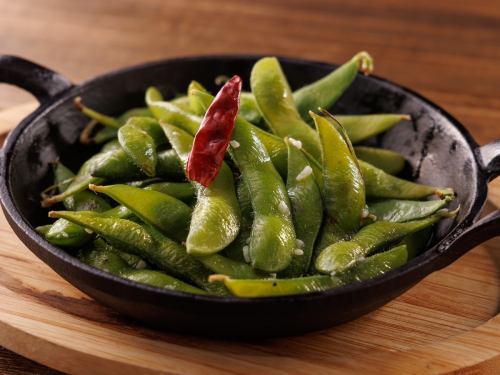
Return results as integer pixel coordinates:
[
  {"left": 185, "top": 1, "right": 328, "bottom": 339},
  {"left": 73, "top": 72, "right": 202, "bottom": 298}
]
[{"left": 186, "top": 75, "right": 242, "bottom": 187}]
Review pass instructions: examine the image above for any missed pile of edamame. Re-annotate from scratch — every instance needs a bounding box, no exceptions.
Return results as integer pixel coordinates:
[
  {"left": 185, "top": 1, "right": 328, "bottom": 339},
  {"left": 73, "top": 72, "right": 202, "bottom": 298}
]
[{"left": 38, "top": 52, "right": 456, "bottom": 298}]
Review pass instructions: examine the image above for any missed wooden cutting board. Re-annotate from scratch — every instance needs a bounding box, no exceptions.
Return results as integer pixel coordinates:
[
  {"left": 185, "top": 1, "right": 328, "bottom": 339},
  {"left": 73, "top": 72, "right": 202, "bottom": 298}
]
[{"left": 0, "top": 104, "right": 500, "bottom": 375}]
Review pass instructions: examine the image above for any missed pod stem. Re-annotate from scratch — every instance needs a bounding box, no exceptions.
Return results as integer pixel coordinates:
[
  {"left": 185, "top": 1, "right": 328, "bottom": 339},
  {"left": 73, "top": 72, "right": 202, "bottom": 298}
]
[
  {"left": 74, "top": 97, "right": 120, "bottom": 129},
  {"left": 88, "top": 184, "right": 104, "bottom": 193},
  {"left": 208, "top": 274, "right": 230, "bottom": 283},
  {"left": 79, "top": 119, "right": 99, "bottom": 144},
  {"left": 353, "top": 51, "right": 374, "bottom": 76}
]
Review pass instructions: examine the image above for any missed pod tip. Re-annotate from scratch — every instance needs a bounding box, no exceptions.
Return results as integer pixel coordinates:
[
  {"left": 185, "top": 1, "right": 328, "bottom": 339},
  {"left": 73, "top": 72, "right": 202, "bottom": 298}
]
[
  {"left": 401, "top": 114, "right": 412, "bottom": 121},
  {"left": 436, "top": 187, "right": 455, "bottom": 199},
  {"left": 208, "top": 274, "right": 229, "bottom": 283},
  {"left": 41, "top": 195, "right": 60, "bottom": 208},
  {"left": 88, "top": 184, "right": 100, "bottom": 192},
  {"left": 73, "top": 96, "right": 83, "bottom": 111},
  {"left": 48, "top": 211, "right": 59, "bottom": 219}
]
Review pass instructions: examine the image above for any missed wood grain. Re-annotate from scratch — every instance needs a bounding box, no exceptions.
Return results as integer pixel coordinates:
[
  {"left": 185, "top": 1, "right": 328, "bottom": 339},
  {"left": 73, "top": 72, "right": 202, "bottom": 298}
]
[{"left": 0, "top": 104, "right": 499, "bottom": 375}]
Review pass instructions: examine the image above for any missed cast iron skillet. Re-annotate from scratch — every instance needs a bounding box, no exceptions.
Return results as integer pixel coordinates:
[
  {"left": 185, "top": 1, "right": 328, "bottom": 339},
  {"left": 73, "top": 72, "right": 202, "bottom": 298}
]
[{"left": 0, "top": 55, "right": 499, "bottom": 338}]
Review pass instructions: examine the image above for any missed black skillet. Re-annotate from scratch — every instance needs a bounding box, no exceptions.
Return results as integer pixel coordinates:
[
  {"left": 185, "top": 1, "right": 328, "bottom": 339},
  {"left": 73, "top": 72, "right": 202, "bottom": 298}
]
[{"left": 0, "top": 55, "right": 499, "bottom": 338}]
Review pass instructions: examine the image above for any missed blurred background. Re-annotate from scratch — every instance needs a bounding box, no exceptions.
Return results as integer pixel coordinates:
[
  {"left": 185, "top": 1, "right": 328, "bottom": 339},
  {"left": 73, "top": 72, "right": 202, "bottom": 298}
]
[
  {"left": 1, "top": 0, "right": 499, "bottom": 144},
  {"left": 0, "top": 0, "right": 499, "bottom": 373}
]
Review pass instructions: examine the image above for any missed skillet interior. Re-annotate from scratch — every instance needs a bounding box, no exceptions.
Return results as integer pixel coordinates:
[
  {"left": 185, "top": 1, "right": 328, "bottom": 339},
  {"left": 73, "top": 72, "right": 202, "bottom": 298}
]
[{"left": 1, "top": 56, "right": 481, "bottom": 337}]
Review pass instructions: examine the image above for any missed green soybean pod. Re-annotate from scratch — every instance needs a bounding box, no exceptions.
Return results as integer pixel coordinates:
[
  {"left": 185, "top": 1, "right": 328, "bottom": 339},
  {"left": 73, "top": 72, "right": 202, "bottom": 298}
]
[
  {"left": 79, "top": 245, "right": 205, "bottom": 294},
  {"left": 187, "top": 80, "right": 209, "bottom": 116},
  {"left": 118, "top": 117, "right": 166, "bottom": 177},
  {"left": 368, "top": 197, "right": 452, "bottom": 223},
  {"left": 117, "top": 107, "right": 153, "bottom": 124},
  {"left": 315, "top": 208, "right": 458, "bottom": 274},
  {"left": 92, "top": 238, "right": 148, "bottom": 270},
  {"left": 35, "top": 225, "right": 52, "bottom": 236},
  {"left": 250, "top": 57, "right": 321, "bottom": 160},
  {"left": 360, "top": 160, "right": 454, "bottom": 199},
  {"left": 145, "top": 182, "right": 195, "bottom": 203},
  {"left": 89, "top": 184, "right": 192, "bottom": 242},
  {"left": 209, "top": 274, "right": 343, "bottom": 298},
  {"left": 230, "top": 116, "right": 296, "bottom": 273},
  {"left": 354, "top": 146, "right": 406, "bottom": 175},
  {"left": 222, "top": 180, "right": 254, "bottom": 263},
  {"left": 280, "top": 137, "right": 323, "bottom": 277},
  {"left": 91, "top": 148, "right": 184, "bottom": 181},
  {"left": 41, "top": 153, "right": 106, "bottom": 207},
  {"left": 160, "top": 123, "right": 240, "bottom": 256},
  {"left": 293, "top": 52, "right": 374, "bottom": 121},
  {"left": 170, "top": 96, "right": 194, "bottom": 113},
  {"left": 199, "top": 254, "right": 264, "bottom": 279},
  {"left": 312, "top": 111, "right": 365, "bottom": 233},
  {"left": 398, "top": 228, "right": 433, "bottom": 259},
  {"left": 48, "top": 211, "right": 227, "bottom": 295},
  {"left": 146, "top": 87, "right": 202, "bottom": 135},
  {"left": 336, "top": 114, "right": 411, "bottom": 144},
  {"left": 92, "top": 127, "right": 118, "bottom": 144},
  {"left": 44, "top": 163, "right": 110, "bottom": 246},
  {"left": 338, "top": 244, "right": 408, "bottom": 283},
  {"left": 239, "top": 92, "right": 263, "bottom": 125}
]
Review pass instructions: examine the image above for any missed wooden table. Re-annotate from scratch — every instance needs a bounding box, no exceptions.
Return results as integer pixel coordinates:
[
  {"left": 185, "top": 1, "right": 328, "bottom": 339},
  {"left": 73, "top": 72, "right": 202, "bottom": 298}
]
[{"left": 0, "top": 0, "right": 499, "bottom": 373}]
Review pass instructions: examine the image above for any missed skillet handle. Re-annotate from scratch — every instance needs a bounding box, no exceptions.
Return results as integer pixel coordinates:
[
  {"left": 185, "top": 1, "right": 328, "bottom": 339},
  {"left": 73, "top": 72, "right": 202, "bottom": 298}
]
[
  {"left": 0, "top": 55, "right": 73, "bottom": 106},
  {"left": 434, "top": 140, "right": 500, "bottom": 269}
]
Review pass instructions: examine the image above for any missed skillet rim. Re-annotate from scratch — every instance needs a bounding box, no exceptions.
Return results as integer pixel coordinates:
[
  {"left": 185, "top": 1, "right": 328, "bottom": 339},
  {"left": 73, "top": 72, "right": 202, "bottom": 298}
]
[{"left": 0, "top": 54, "right": 488, "bottom": 305}]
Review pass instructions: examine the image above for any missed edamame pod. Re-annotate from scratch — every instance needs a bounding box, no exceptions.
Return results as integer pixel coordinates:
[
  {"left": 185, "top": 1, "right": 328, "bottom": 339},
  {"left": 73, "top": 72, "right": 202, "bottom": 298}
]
[
  {"left": 90, "top": 184, "right": 192, "bottom": 242},
  {"left": 145, "top": 182, "right": 195, "bottom": 203},
  {"left": 229, "top": 116, "right": 296, "bottom": 272},
  {"left": 338, "top": 244, "right": 408, "bottom": 283},
  {"left": 312, "top": 111, "right": 365, "bottom": 233},
  {"left": 80, "top": 245, "right": 205, "bottom": 294},
  {"left": 368, "top": 197, "right": 452, "bottom": 223},
  {"left": 354, "top": 146, "right": 405, "bottom": 175},
  {"left": 315, "top": 208, "right": 458, "bottom": 274},
  {"left": 100, "top": 139, "right": 121, "bottom": 153},
  {"left": 118, "top": 117, "right": 166, "bottom": 177},
  {"left": 46, "top": 204, "right": 134, "bottom": 248},
  {"left": 293, "top": 52, "right": 374, "bottom": 121},
  {"left": 250, "top": 57, "right": 321, "bottom": 160},
  {"left": 188, "top": 81, "right": 208, "bottom": 116},
  {"left": 93, "top": 127, "right": 118, "bottom": 144},
  {"left": 48, "top": 211, "right": 226, "bottom": 295},
  {"left": 398, "top": 228, "right": 432, "bottom": 259},
  {"left": 240, "top": 92, "right": 263, "bottom": 125},
  {"left": 209, "top": 274, "right": 343, "bottom": 298},
  {"left": 41, "top": 153, "right": 105, "bottom": 207},
  {"left": 361, "top": 160, "right": 454, "bottom": 199},
  {"left": 91, "top": 148, "right": 184, "bottom": 181},
  {"left": 280, "top": 137, "right": 323, "bottom": 277},
  {"left": 171, "top": 96, "right": 194, "bottom": 113},
  {"left": 35, "top": 225, "right": 52, "bottom": 236},
  {"left": 146, "top": 87, "right": 201, "bottom": 134},
  {"left": 222, "top": 180, "right": 254, "bottom": 263},
  {"left": 161, "top": 123, "right": 240, "bottom": 256},
  {"left": 44, "top": 163, "right": 110, "bottom": 247},
  {"left": 92, "top": 238, "right": 148, "bottom": 270},
  {"left": 199, "top": 254, "right": 263, "bottom": 279},
  {"left": 336, "top": 114, "right": 410, "bottom": 144}
]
